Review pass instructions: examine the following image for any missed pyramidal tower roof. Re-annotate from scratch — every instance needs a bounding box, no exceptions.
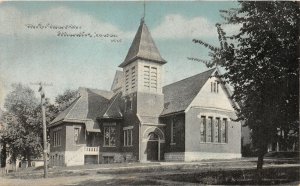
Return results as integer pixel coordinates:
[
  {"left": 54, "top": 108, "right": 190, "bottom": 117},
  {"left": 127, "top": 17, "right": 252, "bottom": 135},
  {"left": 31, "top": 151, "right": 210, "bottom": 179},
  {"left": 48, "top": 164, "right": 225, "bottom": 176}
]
[{"left": 119, "top": 19, "right": 167, "bottom": 67}]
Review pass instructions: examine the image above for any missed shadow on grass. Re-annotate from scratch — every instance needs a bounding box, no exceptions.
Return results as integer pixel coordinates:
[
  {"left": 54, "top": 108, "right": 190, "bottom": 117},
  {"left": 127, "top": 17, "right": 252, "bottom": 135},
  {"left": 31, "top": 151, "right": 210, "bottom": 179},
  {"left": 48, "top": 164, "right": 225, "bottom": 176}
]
[{"left": 71, "top": 178, "right": 163, "bottom": 186}]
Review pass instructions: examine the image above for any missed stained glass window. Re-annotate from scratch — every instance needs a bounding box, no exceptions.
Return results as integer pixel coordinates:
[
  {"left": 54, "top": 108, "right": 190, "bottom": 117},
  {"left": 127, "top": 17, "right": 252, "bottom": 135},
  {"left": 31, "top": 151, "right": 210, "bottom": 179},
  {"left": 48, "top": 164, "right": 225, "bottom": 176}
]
[
  {"left": 200, "top": 116, "right": 206, "bottom": 142},
  {"left": 207, "top": 117, "right": 213, "bottom": 142},
  {"left": 104, "top": 126, "right": 116, "bottom": 147},
  {"left": 214, "top": 118, "right": 220, "bottom": 142},
  {"left": 221, "top": 119, "right": 227, "bottom": 143}
]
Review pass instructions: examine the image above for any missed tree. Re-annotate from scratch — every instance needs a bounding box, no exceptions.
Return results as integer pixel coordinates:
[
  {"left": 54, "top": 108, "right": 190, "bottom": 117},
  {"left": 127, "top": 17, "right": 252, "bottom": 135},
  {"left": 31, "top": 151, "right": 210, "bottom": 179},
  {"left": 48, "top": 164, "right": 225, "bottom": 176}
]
[
  {"left": 0, "top": 83, "right": 43, "bottom": 165},
  {"left": 0, "top": 84, "right": 79, "bottom": 166},
  {"left": 54, "top": 89, "right": 78, "bottom": 113},
  {"left": 191, "top": 1, "right": 299, "bottom": 175}
]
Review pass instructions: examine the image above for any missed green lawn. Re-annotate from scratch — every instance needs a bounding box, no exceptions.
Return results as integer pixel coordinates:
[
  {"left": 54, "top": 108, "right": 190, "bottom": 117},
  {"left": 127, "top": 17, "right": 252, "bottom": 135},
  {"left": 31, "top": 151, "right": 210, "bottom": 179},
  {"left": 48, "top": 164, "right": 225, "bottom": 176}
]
[{"left": 1, "top": 158, "right": 299, "bottom": 185}]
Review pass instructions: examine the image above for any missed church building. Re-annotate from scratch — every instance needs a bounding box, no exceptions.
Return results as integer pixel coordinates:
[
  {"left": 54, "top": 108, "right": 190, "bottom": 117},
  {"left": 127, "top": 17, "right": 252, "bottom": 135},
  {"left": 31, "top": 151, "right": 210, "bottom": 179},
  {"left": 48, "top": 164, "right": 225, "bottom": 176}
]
[{"left": 48, "top": 19, "right": 242, "bottom": 166}]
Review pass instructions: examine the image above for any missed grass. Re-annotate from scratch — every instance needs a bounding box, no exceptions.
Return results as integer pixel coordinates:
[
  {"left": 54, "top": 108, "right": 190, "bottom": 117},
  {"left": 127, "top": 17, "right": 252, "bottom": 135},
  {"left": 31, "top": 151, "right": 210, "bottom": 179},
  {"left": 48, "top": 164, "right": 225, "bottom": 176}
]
[
  {"left": 2, "top": 158, "right": 299, "bottom": 185},
  {"left": 151, "top": 167, "right": 300, "bottom": 185}
]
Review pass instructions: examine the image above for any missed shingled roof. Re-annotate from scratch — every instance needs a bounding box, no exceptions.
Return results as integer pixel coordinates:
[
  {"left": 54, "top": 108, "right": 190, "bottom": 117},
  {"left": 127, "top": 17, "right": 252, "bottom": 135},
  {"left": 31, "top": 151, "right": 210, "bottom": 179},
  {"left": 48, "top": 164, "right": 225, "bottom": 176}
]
[
  {"left": 119, "top": 19, "right": 166, "bottom": 68},
  {"left": 100, "top": 92, "right": 123, "bottom": 119},
  {"left": 49, "top": 87, "right": 114, "bottom": 132},
  {"left": 161, "top": 68, "right": 216, "bottom": 116}
]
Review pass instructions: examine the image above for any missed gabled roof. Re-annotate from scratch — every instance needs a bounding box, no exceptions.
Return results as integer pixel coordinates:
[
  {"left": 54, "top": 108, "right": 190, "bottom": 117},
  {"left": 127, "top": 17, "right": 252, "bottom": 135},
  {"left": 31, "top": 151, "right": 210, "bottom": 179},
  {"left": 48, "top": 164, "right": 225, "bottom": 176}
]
[
  {"left": 49, "top": 87, "right": 114, "bottom": 130},
  {"left": 100, "top": 92, "right": 123, "bottom": 119},
  {"left": 111, "top": 70, "right": 123, "bottom": 93},
  {"left": 161, "top": 68, "right": 216, "bottom": 116},
  {"left": 119, "top": 19, "right": 166, "bottom": 68}
]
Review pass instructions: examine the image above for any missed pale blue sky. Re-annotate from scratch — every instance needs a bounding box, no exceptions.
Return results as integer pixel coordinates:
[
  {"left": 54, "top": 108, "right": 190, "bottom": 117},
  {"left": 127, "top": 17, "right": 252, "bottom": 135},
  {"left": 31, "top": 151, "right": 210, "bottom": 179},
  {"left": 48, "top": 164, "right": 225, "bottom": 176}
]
[{"left": 0, "top": 1, "right": 239, "bottom": 107}]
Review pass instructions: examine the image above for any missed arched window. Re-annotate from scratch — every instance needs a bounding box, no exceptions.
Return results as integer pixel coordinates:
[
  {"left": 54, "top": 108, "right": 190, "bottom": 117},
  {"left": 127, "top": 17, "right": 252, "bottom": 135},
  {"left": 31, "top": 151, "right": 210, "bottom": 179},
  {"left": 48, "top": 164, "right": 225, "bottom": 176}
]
[{"left": 148, "top": 132, "right": 159, "bottom": 141}]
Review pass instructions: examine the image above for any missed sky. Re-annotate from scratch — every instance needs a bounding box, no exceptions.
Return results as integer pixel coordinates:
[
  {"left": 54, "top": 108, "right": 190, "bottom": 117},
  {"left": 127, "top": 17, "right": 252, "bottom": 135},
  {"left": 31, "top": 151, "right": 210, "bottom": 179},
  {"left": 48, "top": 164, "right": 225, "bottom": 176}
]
[{"left": 0, "top": 1, "right": 239, "bottom": 109}]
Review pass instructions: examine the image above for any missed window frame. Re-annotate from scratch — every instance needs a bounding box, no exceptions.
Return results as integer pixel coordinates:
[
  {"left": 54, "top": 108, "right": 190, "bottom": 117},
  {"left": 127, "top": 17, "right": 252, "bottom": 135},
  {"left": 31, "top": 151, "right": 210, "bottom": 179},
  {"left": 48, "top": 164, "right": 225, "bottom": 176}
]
[
  {"left": 53, "top": 128, "right": 62, "bottom": 147},
  {"left": 199, "top": 116, "right": 228, "bottom": 144},
  {"left": 123, "top": 126, "right": 133, "bottom": 147},
  {"left": 211, "top": 81, "right": 219, "bottom": 93},
  {"left": 200, "top": 116, "right": 206, "bottom": 142},
  {"left": 221, "top": 118, "right": 228, "bottom": 143},
  {"left": 103, "top": 126, "right": 116, "bottom": 147},
  {"left": 170, "top": 118, "right": 176, "bottom": 145},
  {"left": 74, "top": 127, "right": 80, "bottom": 144}
]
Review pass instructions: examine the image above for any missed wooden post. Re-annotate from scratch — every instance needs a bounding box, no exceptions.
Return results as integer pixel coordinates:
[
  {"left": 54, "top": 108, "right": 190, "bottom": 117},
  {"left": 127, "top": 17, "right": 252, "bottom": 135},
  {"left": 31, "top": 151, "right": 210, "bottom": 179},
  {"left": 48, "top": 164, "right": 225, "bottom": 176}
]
[
  {"left": 30, "top": 82, "right": 53, "bottom": 178},
  {"left": 41, "top": 88, "right": 48, "bottom": 178}
]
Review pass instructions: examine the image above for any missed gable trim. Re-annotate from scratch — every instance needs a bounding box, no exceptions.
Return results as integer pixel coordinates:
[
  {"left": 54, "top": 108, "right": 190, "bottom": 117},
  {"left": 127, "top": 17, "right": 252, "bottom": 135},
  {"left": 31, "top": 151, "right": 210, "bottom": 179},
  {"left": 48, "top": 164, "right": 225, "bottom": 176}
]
[
  {"left": 184, "top": 68, "right": 217, "bottom": 113},
  {"left": 102, "top": 92, "right": 122, "bottom": 118},
  {"left": 184, "top": 68, "right": 237, "bottom": 113}
]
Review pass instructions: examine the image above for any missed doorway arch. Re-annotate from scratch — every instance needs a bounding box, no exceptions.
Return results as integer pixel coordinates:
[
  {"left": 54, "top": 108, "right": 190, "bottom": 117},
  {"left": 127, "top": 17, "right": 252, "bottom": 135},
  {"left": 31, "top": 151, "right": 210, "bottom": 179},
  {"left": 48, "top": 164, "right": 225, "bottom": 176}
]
[
  {"left": 143, "top": 127, "right": 165, "bottom": 161},
  {"left": 147, "top": 132, "right": 159, "bottom": 161}
]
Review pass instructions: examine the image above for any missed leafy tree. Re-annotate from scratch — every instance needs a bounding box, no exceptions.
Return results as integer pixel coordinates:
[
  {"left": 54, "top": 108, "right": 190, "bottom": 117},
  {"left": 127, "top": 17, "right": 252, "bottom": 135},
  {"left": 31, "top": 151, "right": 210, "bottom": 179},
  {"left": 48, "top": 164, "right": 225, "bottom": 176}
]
[
  {"left": 54, "top": 89, "right": 78, "bottom": 113},
  {"left": 191, "top": 1, "right": 299, "bottom": 174},
  {"left": 0, "top": 84, "right": 43, "bottom": 165},
  {"left": 0, "top": 84, "right": 78, "bottom": 166}
]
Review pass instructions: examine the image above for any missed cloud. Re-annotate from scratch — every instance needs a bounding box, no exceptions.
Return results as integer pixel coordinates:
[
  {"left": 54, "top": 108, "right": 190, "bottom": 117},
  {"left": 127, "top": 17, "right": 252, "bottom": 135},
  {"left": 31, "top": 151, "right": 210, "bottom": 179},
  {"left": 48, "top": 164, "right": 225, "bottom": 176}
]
[
  {"left": 0, "top": 6, "right": 133, "bottom": 39},
  {"left": 151, "top": 14, "right": 242, "bottom": 40},
  {"left": 152, "top": 14, "right": 217, "bottom": 39}
]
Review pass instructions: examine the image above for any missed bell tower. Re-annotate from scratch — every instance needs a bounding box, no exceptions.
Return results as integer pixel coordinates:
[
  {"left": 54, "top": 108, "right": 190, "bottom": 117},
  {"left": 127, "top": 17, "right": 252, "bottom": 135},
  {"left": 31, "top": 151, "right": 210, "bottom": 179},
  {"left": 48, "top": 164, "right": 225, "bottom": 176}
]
[
  {"left": 119, "top": 18, "right": 167, "bottom": 162},
  {"left": 119, "top": 18, "right": 167, "bottom": 97}
]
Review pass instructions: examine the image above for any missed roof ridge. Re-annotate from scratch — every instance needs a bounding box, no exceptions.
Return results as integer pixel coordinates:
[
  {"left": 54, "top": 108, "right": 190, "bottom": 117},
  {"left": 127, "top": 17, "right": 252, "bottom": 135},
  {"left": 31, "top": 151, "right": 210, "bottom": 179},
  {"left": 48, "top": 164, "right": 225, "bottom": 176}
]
[
  {"left": 163, "top": 68, "right": 216, "bottom": 89},
  {"left": 64, "top": 95, "right": 82, "bottom": 120},
  {"left": 136, "top": 21, "right": 147, "bottom": 60},
  {"left": 79, "top": 86, "right": 111, "bottom": 93}
]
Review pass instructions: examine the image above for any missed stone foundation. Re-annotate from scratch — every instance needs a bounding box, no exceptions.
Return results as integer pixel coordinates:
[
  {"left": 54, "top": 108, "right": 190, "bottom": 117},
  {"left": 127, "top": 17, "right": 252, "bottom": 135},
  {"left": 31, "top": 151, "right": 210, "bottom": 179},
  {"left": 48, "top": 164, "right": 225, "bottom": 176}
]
[
  {"left": 164, "top": 152, "right": 185, "bottom": 161},
  {"left": 165, "top": 152, "right": 241, "bottom": 162},
  {"left": 100, "top": 152, "right": 135, "bottom": 163},
  {"left": 49, "top": 151, "right": 66, "bottom": 166}
]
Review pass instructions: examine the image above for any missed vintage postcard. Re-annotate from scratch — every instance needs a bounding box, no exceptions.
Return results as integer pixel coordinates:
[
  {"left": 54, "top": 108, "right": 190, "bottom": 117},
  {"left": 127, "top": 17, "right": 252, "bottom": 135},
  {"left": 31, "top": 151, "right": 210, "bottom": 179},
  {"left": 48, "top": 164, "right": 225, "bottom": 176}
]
[{"left": 0, "top": 1, "right": 299, "bottom": 185}]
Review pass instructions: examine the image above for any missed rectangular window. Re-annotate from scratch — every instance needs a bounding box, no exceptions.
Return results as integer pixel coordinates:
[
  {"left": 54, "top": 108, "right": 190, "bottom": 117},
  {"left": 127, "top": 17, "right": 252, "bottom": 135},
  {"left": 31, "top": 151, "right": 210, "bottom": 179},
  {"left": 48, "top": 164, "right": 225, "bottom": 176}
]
[
  {"left": 170, "top": 119, "right": 175, "bottom": 144},
  {"left": 150, "top": 67, "right": 157, "bottom": 91},
  {"left": 53, "top": 129, "right": 62, "bottom": 147},
  {"left": 214, "top": 82, "right": 216, "bottom": 92},
  {"left": 125, "top": 69, "right": 129, "bottom": 92},
  {"left": 123, "top": 128, "right": 133, "bottom": 146},
  {"left": 200, "top": 116, "right": 206, "bottom": 142},
  {"left": 131, "top": 66, "right": 135, "bottom": 89},
  {"left": 124, "top": 130, "right": 127, "bottom": 146},
  {"left": 74, "top": 128, "right": 80, "bottom": 144},
  {"left": 53, "top": 131, "right": 56, "bottom": 146},
  {"left": 221, "top": 119, "right": 228, "bottom": 143},
  {"left": 214, "top": 118, "right": 220, "bottom": 142},
  {"left": 211, "top": 82, "right": 219, "bottom": 93},
  {"left": 104, "top": 126, "right": 116, "bottom": 147},
  {"left": 144, "top": 66, "right": 150, "bottom": 88},
  {"left": 125, "top": 98, "right": 132, "bottom": 111},
  {"left": 207, "top": 117, "right": 213, "bottom": 142}
]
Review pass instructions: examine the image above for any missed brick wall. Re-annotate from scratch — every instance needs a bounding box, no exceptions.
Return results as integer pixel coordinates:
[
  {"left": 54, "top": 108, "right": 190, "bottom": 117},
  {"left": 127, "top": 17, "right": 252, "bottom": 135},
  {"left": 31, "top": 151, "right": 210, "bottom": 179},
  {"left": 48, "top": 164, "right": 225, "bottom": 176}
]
[{"left": 161, "top": 114, "right": 185, "bottom": 153}]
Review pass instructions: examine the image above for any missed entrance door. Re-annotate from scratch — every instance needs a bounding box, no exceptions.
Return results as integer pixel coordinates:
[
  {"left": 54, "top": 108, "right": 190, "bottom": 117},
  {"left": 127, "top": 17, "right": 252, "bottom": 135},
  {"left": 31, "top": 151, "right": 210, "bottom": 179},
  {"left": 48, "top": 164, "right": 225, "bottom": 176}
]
[{"left": 147, "top": 132, "right": 159, "bottom": 161}]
